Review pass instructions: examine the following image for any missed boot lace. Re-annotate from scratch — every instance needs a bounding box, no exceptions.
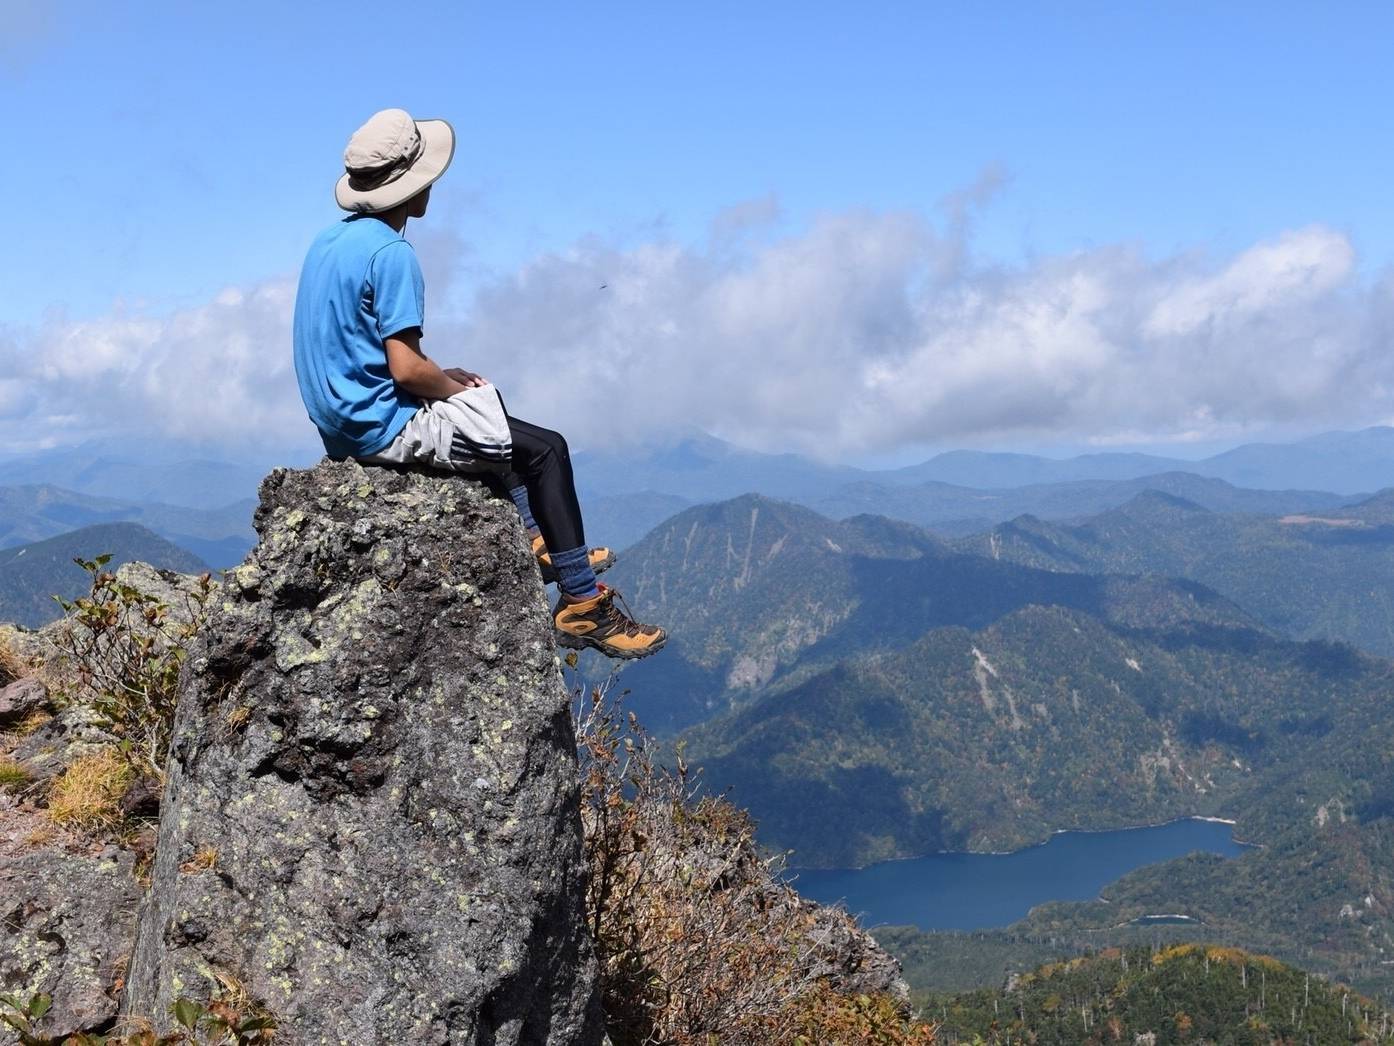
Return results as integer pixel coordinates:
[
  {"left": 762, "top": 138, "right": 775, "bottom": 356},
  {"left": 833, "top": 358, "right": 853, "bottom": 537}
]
[{"left": 600, "top": 587, "right": 646, "bottom": 637}]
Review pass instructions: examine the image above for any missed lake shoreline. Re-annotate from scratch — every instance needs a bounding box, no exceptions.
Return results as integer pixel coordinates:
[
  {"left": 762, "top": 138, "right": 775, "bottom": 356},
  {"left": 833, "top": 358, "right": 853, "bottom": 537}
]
[
  {"left": 789, "top": 813, "right": 1248, "bottom": 875},
  {"left": 788, "top": 817, "right": 1252, "bottom": 932}
]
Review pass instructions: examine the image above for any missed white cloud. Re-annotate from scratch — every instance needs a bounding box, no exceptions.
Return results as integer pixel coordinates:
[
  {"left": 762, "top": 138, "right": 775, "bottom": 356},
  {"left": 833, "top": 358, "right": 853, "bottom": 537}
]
[
  {"left": 5, "top": 210, "right": 1392, "bottom": 461},
  {"left": 0, "top": 279, "right": 304, "bottom": 453},
  {"left": 1144, "top": 228, "right": 1355, "bottom": 337},
  {"left": 449, "top": 217, "right": 1391, "bottom": 455}
]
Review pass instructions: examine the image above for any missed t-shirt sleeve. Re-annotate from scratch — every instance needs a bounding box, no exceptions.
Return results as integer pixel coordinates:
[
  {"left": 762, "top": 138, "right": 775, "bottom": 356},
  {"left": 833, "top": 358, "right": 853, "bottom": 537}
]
[{"left": 367, "top": 240, "right": 426, "bottom": 339}]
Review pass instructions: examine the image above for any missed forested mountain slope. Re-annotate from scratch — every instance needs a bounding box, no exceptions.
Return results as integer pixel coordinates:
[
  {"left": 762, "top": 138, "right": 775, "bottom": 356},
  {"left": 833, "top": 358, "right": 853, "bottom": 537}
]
[
  {"left": 681, "top": 601, "right": 1392, "bottom": 868},
  {"left": 0, "top": 523, "right": 209, "bottom": 627},
  {"left": 806, "top": 470, "right": 1351, "bottom": 535},
  {"left": 605, "top": 494, "right": 1254, "bottom": 732},
  {"left": 957, "top": 489, "right": 1394, "bottom": 655},
  {"left": 929, "top": 944, "right": 1393, "bottom": 1045}
]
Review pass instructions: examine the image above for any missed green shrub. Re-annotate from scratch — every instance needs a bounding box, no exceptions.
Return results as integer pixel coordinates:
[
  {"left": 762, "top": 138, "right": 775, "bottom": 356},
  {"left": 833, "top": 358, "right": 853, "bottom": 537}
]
[
  {"left": 53, "top": 555, "right": 210, "bottom": 777},
  {"left": 1, "top": 988, "right": 275, "bottom": 1045},
  {"left": 0, "top": 756, "right": 32, "bottom": 794}
]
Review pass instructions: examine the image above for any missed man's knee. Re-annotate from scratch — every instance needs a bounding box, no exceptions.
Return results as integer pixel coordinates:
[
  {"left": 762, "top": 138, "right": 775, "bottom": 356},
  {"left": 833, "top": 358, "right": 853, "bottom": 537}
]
[{"left": 539, "top": 427, "right": 569, "bottom": 463}]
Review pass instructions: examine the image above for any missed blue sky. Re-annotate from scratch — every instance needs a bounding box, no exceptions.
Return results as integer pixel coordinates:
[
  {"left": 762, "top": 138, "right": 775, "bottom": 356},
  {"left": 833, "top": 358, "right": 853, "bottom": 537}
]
[{"left": 5, "top": 0, "right": 1394, "bottom": 460}]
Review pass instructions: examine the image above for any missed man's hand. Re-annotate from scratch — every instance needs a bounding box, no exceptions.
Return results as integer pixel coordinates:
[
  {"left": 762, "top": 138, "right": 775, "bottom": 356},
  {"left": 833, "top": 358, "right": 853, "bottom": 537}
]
[{"left": 444, "top": 368, "right": 488, "bottom": 388}]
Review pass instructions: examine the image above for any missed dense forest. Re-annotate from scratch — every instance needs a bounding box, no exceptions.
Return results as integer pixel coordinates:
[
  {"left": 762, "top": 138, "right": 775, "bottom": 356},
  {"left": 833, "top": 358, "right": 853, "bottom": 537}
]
[{"left": 929, "top": 944, "right": 1394, "bottom": 1045}]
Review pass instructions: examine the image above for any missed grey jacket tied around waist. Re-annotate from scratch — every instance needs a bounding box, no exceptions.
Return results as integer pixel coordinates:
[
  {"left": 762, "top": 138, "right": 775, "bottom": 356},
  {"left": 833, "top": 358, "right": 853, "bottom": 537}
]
[{"left": 359, "top": 385, "right": 512, "bottom": 473}]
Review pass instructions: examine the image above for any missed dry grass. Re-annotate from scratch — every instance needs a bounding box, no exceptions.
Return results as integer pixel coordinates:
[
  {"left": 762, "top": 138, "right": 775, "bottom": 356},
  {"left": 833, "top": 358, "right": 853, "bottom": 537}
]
[
  {"left": 181, "top": 844, "right": 219, "bottom": 874},
  {"left": 23, "top": 824, "right": 57, "bottom": 848},
  {"left": 575, "top": 686, "right": 936, "bottom": 1045},
  {"left": 0, "top": 756, "right": 32, "bottom": 794},
  {"left": 46, "top": 746, "right": 133, "bottom": 832}
]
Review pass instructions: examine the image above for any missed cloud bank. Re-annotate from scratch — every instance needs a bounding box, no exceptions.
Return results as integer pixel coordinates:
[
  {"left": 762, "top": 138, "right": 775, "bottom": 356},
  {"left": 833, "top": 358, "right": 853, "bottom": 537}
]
[
  {"left": 4, "top": 206, "right": 1392, "bottom": 460},
  {"left": 0, "top": 282, "right": 300, "bottom": 454},
  {"left": 452, "top": 215, "right": 1393, "bottom": 454}
]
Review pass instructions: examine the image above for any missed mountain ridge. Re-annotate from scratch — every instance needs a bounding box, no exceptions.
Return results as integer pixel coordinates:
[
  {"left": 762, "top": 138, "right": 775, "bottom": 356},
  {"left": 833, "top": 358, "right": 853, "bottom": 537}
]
[
  {"left": 0, "top": 522, "right": 209, "bottom": 627},
  {"left": 958, "top": 486, "right": 1394, "bottom": 656},
  {"left": 0, "top": 483, "right": 254, "bottom": 567},
  {"left": 606, "top": 493, "right": 1261, "bottom": 733}
]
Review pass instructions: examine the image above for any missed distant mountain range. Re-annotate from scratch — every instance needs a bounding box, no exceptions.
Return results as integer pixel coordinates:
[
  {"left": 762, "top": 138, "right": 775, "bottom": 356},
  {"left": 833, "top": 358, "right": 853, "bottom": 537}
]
[
  {"left": 574, "top": 429, "right": 1393, "bottom": 537},
  {"left": 593, "top": 491, "right": 1394, "bottom": 999},
  {"left": 0, "top": 441, "right": 308, "bottom": 509},
  {"left": 5, "top": 424, "right": 1393, "bottom": 519},
  {"left": 576, "top": 426, "right": 1394, "bottom": 501},
  {"left": 0, "top": 522, "right": 209, "bottom": 627},
  {"left": 2, "top": 426, "right": 1392, "bottom": 568},
  {"left": 804, "top": 471, "right": 1355, "bottom": 535},
  {"left": 958, "top": 488, "right": 1394, "bottom": 656},
  {"left": 886, "top": 426, "right": 1394, "bottom": 494},
  {"left": 0, "top": 484, "right": 255, "bottom": 568}
]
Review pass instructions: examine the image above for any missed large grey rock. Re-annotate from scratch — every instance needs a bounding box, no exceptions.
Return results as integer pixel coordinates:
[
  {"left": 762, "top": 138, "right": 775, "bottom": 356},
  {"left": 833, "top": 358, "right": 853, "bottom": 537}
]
[
  {"left": 124, "top": 460, "right": 602, "bottom": 1044},
  {"left": 0, "top": 678, "right": 49, "bottom": 729},
  {"left": 0, "top": 836, "right": 142, "bottom": 1042}
]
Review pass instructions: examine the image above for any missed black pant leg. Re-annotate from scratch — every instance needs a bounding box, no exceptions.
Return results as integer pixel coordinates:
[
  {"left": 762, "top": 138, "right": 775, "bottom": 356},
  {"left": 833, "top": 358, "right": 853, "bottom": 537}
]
[{"left": 507, "top": 416, "right": 586, "bottom": 553}]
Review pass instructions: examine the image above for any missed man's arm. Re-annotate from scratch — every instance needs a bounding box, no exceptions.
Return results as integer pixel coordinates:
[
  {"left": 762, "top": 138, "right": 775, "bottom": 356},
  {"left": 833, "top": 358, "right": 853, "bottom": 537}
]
[{"left": 384, "top": 328, "right": 484, "bottom": 399}]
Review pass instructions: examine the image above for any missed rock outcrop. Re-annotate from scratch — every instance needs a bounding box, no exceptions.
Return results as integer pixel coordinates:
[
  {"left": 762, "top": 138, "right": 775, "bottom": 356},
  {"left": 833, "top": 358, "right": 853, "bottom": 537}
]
[
  {"left": 0, "top": 678, "right": 48, "bottom": 729},
  {"left": 0, "top": 835, "right": 143, "bottom": 1040},
  {"left": 123, "top": 461, "right": 602, "bottom": 1044},
  {"left": 1, "top": 614, "right": 149, "bottom": 1043}
]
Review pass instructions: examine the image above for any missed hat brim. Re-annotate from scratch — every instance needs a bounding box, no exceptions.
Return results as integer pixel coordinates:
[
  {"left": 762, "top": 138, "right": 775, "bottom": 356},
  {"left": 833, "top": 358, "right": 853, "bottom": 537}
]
[{"left": 334, "top": 118, "right": 455, "bottom": 214}]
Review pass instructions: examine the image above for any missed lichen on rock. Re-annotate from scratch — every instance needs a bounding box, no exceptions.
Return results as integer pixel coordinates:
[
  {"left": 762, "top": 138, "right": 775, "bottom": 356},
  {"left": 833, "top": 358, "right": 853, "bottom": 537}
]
[
  {"left": 123, "top": 460, "right": 602, "bottom": 1044},
  {"left": 0, "top": 830, "right": 141, "bottom": 1042}
]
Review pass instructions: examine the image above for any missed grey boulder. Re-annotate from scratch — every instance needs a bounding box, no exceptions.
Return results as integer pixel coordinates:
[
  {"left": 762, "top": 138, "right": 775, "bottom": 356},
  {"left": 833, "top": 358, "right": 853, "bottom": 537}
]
[
  {"left": 0, "top": 678, "right": 49, "bottom": 729},
  {"left": 0, "top": 839, "right": 142, "bottom": 1041},
  {"left": 123, "top": 460, "right": 602, "bottom": 1044}
]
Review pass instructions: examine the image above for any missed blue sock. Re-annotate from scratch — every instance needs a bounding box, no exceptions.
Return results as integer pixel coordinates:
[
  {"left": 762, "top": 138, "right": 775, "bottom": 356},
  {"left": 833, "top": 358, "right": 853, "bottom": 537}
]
[
  {"left": 551, "top": 545, "right": 600, "bottom": 599},
  {"left": 509, "top": 485, "right": 539, "bottom": 534}
]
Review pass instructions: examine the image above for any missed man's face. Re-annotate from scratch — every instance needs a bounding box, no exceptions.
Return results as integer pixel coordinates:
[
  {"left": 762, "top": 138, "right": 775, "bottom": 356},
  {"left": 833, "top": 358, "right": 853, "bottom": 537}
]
[{"left": 408, "top": 186, "right": 432, "bottom": 219}]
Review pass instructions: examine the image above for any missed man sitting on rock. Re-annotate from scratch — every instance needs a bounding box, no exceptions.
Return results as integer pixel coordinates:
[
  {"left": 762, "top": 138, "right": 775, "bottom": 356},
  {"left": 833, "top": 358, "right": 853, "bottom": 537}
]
[{"left": 291, "top": 108, "right": 666, "bottom": 660}]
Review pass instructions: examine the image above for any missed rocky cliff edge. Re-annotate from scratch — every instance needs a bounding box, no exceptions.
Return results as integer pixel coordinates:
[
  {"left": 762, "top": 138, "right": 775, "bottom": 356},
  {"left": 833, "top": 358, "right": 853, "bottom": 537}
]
[{"left": 121, "top": 460, "right": 602, "bottom": 1043}]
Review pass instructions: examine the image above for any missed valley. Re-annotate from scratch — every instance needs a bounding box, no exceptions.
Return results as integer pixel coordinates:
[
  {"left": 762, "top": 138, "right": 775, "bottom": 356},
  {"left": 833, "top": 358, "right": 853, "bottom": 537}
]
[{"left": 8, "top": 428, "right": 1394, "bottom": 1004}]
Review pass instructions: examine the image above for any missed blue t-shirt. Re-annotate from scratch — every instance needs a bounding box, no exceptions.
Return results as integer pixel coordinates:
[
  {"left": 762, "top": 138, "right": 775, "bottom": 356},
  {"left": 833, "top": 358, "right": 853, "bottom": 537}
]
[{"left": 292, "top": 216, "right": 425, "bottom": 458}]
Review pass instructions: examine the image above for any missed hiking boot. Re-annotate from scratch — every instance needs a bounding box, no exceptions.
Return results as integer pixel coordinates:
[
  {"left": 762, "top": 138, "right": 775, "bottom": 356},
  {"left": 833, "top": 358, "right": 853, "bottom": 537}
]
[
  {"left": 532, "top": 533, "right": 616, "bottom": 585},
  {"left": 553, "top": 584, "right": 667, "bottom": 660}
]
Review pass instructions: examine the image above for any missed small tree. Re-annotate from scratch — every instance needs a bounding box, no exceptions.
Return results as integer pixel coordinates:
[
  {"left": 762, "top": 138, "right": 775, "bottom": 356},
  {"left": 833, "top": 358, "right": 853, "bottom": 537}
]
[{"left": 53, "top": 556, "right": 211, "bottom": 777}]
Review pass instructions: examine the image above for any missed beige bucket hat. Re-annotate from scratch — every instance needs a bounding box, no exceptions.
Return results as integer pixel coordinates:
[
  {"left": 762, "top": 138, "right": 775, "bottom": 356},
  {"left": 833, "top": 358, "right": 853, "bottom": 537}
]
[{"left": 335, "top": 108, "right": 455, "bottom": 214}]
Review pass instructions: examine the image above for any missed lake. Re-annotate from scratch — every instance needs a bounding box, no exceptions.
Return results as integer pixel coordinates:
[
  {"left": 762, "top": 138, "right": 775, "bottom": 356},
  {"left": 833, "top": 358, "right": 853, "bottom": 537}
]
[{"left": 790, "top": 817, "right": 1250, "bottom": 931}]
